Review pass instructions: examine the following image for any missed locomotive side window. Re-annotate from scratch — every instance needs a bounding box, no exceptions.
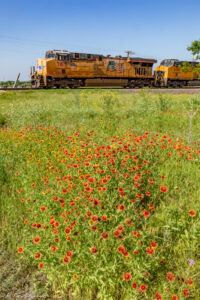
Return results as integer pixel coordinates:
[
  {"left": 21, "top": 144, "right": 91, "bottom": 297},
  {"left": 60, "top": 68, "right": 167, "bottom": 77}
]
[{"left": 57, "top": 55, "right": 70, "bottom": 61}]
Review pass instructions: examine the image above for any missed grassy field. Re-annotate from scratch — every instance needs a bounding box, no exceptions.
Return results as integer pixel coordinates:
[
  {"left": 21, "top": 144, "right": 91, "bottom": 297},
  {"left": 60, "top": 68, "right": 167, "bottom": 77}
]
[{"left": 0, "top": 89, "right": 200, "bottom": 299}]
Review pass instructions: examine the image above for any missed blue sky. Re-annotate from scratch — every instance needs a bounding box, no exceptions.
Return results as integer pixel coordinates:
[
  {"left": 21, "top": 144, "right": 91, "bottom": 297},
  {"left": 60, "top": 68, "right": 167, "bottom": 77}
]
[{"left": 0, "top": 0, "right": 199, "bottom": 80}]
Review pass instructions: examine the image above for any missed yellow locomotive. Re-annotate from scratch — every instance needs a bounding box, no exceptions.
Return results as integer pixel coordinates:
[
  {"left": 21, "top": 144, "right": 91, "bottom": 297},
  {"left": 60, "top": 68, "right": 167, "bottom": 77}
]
[
  {"left": 154, "top": 59, "right": 200, "bottom": 87},
  {"left": 30, "top": 50, "right": 157, "bottom": 88}
]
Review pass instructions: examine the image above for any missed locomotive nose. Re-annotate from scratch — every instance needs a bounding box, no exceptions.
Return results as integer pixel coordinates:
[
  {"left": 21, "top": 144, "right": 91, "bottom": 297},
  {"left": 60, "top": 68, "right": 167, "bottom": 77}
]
[{"left": 154, "top": 70, "right": 165, "bottom": 86}]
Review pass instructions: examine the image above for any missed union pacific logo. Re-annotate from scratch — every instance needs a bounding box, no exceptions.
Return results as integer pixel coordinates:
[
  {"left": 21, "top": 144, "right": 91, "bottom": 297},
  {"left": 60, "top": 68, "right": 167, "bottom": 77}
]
[{"left": 38, "top": 66, "right": 46, "bottom": 70}]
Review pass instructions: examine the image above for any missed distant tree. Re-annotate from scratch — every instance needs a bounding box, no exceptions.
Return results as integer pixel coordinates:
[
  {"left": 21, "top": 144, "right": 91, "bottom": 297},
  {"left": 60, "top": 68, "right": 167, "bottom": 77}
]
[
  {"left": 180, "top": 40, "right": 200, "bottom": 78},
  {"left": 187, "top": 39, "right": 200, "bottom": 60}
]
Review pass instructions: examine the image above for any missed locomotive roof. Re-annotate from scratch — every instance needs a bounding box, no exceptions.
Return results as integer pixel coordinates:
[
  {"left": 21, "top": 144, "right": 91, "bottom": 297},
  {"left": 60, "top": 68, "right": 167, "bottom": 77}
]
[
  {"left": 161, "top": 59, "right": 199, "bottom": 66},
  {"left": 45, "top": 50, "right": 156, "bottom": 63}
]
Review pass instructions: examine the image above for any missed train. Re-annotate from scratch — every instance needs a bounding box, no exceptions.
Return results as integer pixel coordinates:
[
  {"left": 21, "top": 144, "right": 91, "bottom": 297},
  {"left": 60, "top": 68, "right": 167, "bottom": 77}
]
[{"left": 30, "top": 50, "right": 200, "bottom": 89}]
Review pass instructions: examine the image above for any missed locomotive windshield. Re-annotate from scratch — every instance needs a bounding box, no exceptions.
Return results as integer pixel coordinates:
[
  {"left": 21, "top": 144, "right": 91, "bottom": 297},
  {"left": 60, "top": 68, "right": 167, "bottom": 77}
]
[
  {"left": 45, "top": 50, "right": 69, "bottom": 60},
  {"left": 160, "top": 59, "right": 179, "bottom": 67}
]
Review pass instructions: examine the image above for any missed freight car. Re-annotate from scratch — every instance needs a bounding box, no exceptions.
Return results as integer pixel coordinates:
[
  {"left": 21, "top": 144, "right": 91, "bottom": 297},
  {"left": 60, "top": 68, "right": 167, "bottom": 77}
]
[
  {"left": 154, "top": 59, "right": 200, "bottom": 87},
  {"left": 30, "top": 50, "right": 157, "bottom": 88}
]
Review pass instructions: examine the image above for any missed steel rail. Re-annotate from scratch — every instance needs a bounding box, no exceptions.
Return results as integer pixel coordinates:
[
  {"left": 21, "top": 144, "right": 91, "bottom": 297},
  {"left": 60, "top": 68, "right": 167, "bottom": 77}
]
[{"left": 1, "top": 87, "right": 200, "bottom": 91}]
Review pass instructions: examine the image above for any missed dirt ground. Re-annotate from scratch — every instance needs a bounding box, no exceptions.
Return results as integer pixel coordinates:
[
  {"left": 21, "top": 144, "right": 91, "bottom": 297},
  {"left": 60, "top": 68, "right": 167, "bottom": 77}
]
[
  {"left": 122, "top": 88, "right": 200, "bottom": 94},
  {"left": 0, "top": 247, "right": 54, "bottom": 300}
]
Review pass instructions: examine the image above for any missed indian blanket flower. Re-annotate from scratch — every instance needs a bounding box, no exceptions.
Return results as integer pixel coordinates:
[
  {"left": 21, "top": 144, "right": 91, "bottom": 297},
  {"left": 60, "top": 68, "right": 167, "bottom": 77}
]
[
  {"left": 187, "top": 278, "right": 193, "bottom": 285},
  {"left": 34, "top": 252, "right": 42, "bottom": 259},
  {"left": 91, "top": 247, "right": 98, "bottom": 254},
  {"left": 33, "top": 236, "right": 41, "bottom": 243},
  {"left": 166, "top": 272, "right": 175, "bottom": 281},
  {"left": 17, "top": 247, "right": 23, "bottom": 253},
  {"left": 160, "top": 186, "right": 168, "bottom": 193},
  {"left": 189, "top": 209, "right": 196, "bottom": 217},
  {"left": 171, "top": 295, "right": 178, "bottom": 300},
  {"left": 123, "top": 273, "right": 132, "bottom": 281},
  {"left": 146, "top": 247, "right": 155, "bottom": 255},
  {"left": 155, "top": 292, "right": 162, "bottom": 300},
  {"left": 144, "top": 210, "right": 150, "bottom": 218},
  {"left": 140, "top": 284, "right": 147, "bottom": 292},
  {"left": 63, "top": 256, "right": 71, "bottom": 264},
  {"left": 132, "top": 282, "right": 137, "bottom": 289},
  {"left": 183, "top": 289, "right": 190, "bottom": 296}
]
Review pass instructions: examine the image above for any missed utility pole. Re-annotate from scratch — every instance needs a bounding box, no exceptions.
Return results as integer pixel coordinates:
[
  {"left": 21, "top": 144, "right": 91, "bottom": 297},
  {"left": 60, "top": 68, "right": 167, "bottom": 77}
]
[
  {"left": 13, "top": 73, "right": 20, "bottom": 88},
  {"left": 125, "top": 50, "right": 135, "bottom": 58}
]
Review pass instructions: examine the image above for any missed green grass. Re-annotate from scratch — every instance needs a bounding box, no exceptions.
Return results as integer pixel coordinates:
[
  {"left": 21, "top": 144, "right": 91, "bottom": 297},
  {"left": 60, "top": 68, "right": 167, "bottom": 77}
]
[
  {"left": 0, "top": 89, "right": 200, "bottom": 299},
  {"left": 0, "top": 89, "right": 200, "bottom": 142}
]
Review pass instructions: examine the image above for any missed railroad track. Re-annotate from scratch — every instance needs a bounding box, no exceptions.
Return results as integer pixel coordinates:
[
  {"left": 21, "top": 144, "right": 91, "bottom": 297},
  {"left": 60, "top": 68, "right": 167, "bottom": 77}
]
[{"left": 1, "top": 87, "right": 200, "bottom": 94}]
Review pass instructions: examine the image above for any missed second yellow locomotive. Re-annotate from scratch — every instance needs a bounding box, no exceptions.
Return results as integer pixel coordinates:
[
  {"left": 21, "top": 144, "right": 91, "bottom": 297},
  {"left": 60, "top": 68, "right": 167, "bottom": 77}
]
[{"left": 154, "top": 59, "right": 200, "bottom": 87}]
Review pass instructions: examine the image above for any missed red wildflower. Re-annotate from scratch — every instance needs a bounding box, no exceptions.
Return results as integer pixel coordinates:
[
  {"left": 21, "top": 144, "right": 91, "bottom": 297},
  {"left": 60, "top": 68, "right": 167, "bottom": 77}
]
[
  {"left": 187, "top": 278, "right": 193, "bottom": 285},
  {"left": 118, "top": 225, "right": 124, "bottom": 231},
  {"left": 171, "top": 295, "right": 178, "bottom": 300},
  {"left": 118, "top": 245, "right": 125, "bottom": 253},
  {"left": 140, "top": 284, "right": 147, "bottom": 292},
  {"left": 113, "top": 230, "right": 120, "bottom": 237},
  {"left": 66, "top": 251, "right": 73, "bottom": 257},
  {"left": 183, "top": 289, "right": 189, "bottom": 296},
  {"left": 33, "top": 236, "right": 41, "bottom": 243},
  {"left": 123, "top": 273, "right": 132, "bottom": 281},
  {"left": 155, "top": 292, "right": 162, "bottom": 300},
  {"left": 144, "top": 210, "right": 150, "bottom": 218},
  {"left": 102, "top": 215, "right": 107, "bottom": 221},
  {"left": 125, "top": 219, "right": 132, "bottom": 226},
  {"left": 146, "top": 247, "right": 155, "bottom": 255},
  {"left": 88, "top": 177, "right": 95, "bottom": 183},
  {"left": 91, "top": 225, "right": 97, "bottom": 231},
  {"left": 160, "top": 186, "right": 168, "bottom": 193},
  {"left": 189, "top": 209, "right": 196, "bottom": 217},
  {"left": 91, "top": 247, "right": 98, "bottom": 254},
  {"left": 166, "top": 272, "right": 175, "bottom": 281},
  {"left": 40, "top": 206, "right": 47, "bottom": 212},
  {"left": 34, "top": 252, "right": 42, "bottom": 259},
  {"left": 18, "top": 247, "right": 23, "bottom": 253},
  {"left": 132, "top": 282, "right": 137, "bottom": 289},
  {"left": 38, "top": 263, "right": 44, "bottom": 268},
  {"left": 87, "top": 211, "right": 92, "bottom": 217},
  {"left": 92, "top": 216, "right": 98, "bottom": 222},
  {"left": 101, "top": 232, "right": 108, "bottom": 239},
  {"left": 119, "top": 205, "right": 125, "bottom": 211},
  {"left": 62, "top": 188, "right": 67, "bottom": 194},
  {"left": 50, "top": 245, "right": 57, "bottom": 252},
  {"left": 64, "top": 228, "right": 71, "bottom": 235},
  {"left": 63, "top": 256, "right": 71, "bottom": 263},
  {"left": 151, "top": 241, "right": 158, "bottom": 248}
]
